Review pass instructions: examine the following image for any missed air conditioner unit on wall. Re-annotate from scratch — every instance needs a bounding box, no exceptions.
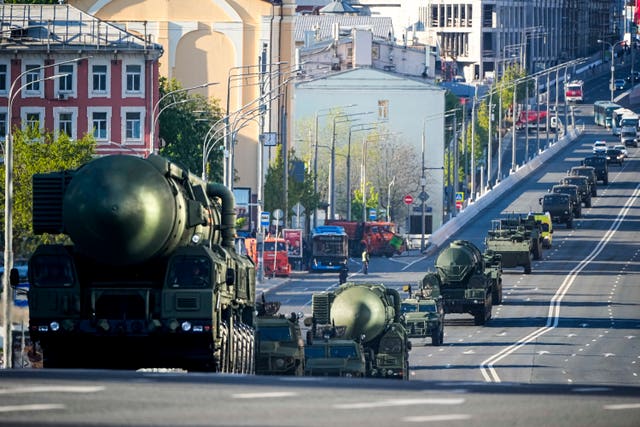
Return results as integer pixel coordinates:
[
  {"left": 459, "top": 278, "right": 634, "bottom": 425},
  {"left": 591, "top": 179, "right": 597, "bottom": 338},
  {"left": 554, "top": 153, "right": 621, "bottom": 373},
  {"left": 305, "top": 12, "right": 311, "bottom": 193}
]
[{"left": 57, "top": 93, "right": 67, "bottom": 100}]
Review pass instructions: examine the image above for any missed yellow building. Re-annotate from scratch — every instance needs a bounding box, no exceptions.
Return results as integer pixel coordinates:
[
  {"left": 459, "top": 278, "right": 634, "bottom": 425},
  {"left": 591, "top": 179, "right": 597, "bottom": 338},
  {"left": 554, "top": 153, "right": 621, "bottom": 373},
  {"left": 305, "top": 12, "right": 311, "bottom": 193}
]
[{"left": 70, "top": 0, "right": 296, "bottom": 202}]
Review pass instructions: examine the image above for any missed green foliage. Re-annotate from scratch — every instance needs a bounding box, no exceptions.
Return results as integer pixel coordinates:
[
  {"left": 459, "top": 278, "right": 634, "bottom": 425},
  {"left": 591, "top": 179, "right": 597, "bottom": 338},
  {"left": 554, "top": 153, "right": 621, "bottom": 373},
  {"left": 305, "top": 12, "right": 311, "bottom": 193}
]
[
  {"left": 263, "top": 145, "right": 320, "bottom": 229},
  {"left": 350, "top": 185, "right": 379, "bottom": 223},
  {"left": 0, "top": 127, "right": 96, "bottom": 258},
  {"left": 157, "top": 77, "right": 224, "bottom": 181}
]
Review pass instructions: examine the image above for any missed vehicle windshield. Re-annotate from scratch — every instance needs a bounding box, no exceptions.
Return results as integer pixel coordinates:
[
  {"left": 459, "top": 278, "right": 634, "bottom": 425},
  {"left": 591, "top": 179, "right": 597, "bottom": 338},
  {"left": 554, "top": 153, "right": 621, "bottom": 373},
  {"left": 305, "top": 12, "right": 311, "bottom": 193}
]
[
  {"left": 329, "top": 345, "right": 358, "bottom": 358},
  {"left": 259, "top": 326, "right": 293, "bottom": 341},
  {"left": 304, "top": 346, "right": 326, "bottom": 359}
]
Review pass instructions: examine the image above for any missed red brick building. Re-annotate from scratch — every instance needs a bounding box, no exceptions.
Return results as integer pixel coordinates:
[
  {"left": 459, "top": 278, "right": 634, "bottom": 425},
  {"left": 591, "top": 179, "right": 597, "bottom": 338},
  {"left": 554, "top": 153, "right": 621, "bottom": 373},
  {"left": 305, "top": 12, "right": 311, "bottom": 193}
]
[{"left": 0, "top": 3, "right": 163, "bottom": 156}]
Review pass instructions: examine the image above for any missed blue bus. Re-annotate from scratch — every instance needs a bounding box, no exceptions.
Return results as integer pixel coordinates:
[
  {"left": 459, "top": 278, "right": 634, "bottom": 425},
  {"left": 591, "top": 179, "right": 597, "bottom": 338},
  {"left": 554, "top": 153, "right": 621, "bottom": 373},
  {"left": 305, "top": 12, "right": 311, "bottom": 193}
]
[
  {"left": 309, "top": 225, "right": 349, "bottom": 272},
  {"left": 593, "top": 101, "right": 621, "bottom": 128}
]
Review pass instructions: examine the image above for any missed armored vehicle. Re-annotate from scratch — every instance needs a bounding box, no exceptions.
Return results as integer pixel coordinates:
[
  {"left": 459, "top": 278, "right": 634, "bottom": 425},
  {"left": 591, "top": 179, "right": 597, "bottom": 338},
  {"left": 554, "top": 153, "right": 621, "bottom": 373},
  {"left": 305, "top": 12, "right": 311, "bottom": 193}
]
[
  {"left": 485, "top": 220, "right": 533, "bottom": 274},
  {"left": 551, "top": 184, "right": 582, "bottom": 218},
  {"left": 400, "top": 285, "right": 444, "bottom": 345},
  {"left": 540, "top": 193, "right": 573, "bottom": 228},
  {"left": 560, "top": 175, "right": 592, "bottom": 207},
  {"left": 27, "top": 155, "right": 256, "bottom": 372},
  {"left": 307, "top": 282, "right": 411, "bottom": 379},
  {"left": 497, "top": 214, "right": 544, "bottom": 260},
  {"left": 304, "top": 339, "right": 366, "bottom": 377},
  {"left": 421, "top": 240, "right": 502, "bottom": 325},
  {"left": 255, "top": 299, "right": 305, "bottom": 376},
  {"left": 582, "top": 156, "right": 609, "bottom": 185},
  {"left": 569, "top": 166, "right": 598, "bottom": 196}
]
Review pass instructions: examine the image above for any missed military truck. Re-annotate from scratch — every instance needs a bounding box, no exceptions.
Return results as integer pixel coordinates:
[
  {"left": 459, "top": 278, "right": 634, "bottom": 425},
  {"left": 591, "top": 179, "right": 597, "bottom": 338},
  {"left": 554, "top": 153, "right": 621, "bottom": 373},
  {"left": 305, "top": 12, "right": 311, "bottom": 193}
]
[
  {"left": 539, "top": 193, "right": 574, "bottom": 228},
  {"left": 400, "top": 284, "right": 444, "bottom": 346},
  {"left": 255, "top": 299, "right": 305, "bottom": 376},
  {"left": 421, "top": 240, "right": 503, "bottom": 325},
  {"left": 26, "top": 154, "right": 256, "bottom": 372},
  {"left": 569, "top": 165, "right": 598, "bottom": 197},
  {"left": 582, "top": 156, "right": 609, "bottom": 185},
  {"left": 485, "top": 220, "right": 533, "bottom": 274},
  {"left": 306, "top": 282, "right": 411, "bottom": 379},
  {"left": 304, "top": 338, "right": 366, "bottom": 378},
  {"left": 560, "top": 175, "right": 592, "bottom": 208},
  {"left": 551, "top": 184, "right": 582, "bottom": 218},
  {"left": 497, "top": 214, "right": 544, "bottom": 260}
]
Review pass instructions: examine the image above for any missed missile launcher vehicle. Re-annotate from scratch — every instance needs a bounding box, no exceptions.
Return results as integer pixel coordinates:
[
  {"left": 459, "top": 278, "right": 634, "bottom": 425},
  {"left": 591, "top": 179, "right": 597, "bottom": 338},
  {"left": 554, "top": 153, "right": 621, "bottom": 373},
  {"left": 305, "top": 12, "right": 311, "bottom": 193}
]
[{"left": 27, "top": 154, "right": 256, "bottom": 372}]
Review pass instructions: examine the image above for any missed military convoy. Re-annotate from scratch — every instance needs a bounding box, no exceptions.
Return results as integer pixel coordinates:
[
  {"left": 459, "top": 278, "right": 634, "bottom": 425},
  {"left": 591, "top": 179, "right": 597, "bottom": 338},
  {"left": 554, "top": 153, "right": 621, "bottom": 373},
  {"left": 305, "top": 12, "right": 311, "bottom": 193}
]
[
  {"left": 421, "top": 240, "right": 502, "bottom": 325},
  {"left": 306, "top": 282, "right": 411, "bottom": 379},
  {"left": 560, "top": 175, "right": 592, "bottom": 208},
  {"left": 551, "top": 184, "right": 582, "bottom": 218},
  {"left": 582, "top": 156, "right": 609, "bottom": 185},
  {"left": 485, "top": 220, "right": 534, "bottom": 274},
  {"left": 27, "top": 155, "right": 256, "bottom": 371},
  {"left": 569, "top": 165, "right": 598, "bottom": 197}
]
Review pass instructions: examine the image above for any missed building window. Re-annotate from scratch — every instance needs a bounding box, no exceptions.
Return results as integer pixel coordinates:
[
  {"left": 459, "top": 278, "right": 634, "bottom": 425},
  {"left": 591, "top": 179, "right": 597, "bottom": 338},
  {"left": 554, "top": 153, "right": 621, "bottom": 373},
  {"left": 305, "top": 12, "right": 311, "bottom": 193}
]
[
  {"left": 25, "top": 112, "right": 41, "bottom": 130},
  {"left": 0, "top": 112, "right": 6, "bottom": 137},
  {"left": 58, "top": 112, "right": 73, "bottom": 137},
  {"left": 126, "top": 64, "right": 142, "bottom": 93},
  {"left": 92, "top": 65, "right": 107, "bottom": 92},
  {"left": 125, "top": 111, "right": 141, "bottom": 140},
  {"left": 92, "top": 111, "right": 108, "bottom": 140},
  {"left": 58, "top": 64, "right": 74, "bottom": 93},
  {"left": 378, "top": 100, "right": 389, "bottom": 120},
  {"left": 0, "top": 64, "right": 7, "bottom": 93},
  {"left": 25, "top": 65, "right": 41, "bottom": 92}
]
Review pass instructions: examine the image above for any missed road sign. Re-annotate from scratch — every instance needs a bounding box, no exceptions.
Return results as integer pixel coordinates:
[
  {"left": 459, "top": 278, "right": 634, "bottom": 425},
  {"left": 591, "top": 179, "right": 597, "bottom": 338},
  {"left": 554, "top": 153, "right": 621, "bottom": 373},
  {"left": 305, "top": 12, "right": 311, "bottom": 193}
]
[
  {"left": 419, "top": 191, "right": 429, "bottom": 202},
  {"left": 403, "top": 194, "right": 414, "bottom": 205},
  {"left": 455, "top": 192, "right": 464, "bottom": 202},
  {"left": 456, "top": 201, "right": 463, "bottom": 210},
  {"left": 369, "top": 208, "right": 377, "bottom": 221},
  {"left": 260, "top": 211, "right": 270, "bottom": 227},
  {"left": 273, "top": 208, "right": 283, "bottom": 220}
]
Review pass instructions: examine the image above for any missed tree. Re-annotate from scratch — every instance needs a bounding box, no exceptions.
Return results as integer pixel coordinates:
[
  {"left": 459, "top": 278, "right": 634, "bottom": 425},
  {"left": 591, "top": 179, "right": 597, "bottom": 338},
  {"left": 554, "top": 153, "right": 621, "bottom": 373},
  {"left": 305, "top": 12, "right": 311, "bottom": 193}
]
[
  {"left": 0, "top": 127, "right": 96, "bottom": 258},
  {"left": 263, "top": 145, "right": 320, "bottom": 233},
  {"left": 157, "top": 77, "right": 224, "bottom": 181}
]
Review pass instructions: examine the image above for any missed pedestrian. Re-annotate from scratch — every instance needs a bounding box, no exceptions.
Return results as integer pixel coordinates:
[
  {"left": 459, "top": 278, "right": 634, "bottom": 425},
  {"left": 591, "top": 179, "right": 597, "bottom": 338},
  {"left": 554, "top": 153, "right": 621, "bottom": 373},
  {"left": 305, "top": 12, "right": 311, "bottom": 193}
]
[
  {"left": 339, "top": 263, "right": 348, "bottom": 284},
  {"left": 361, "top": 248, "right": 370, "bottom": 274}
]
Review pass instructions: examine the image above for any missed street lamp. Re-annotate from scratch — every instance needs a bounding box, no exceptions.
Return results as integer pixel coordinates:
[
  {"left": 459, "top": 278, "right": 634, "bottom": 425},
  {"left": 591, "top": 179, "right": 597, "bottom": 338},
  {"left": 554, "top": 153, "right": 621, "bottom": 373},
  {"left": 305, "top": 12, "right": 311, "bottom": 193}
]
[
  {"left": 150, "top": 81, "right": 219, "bottom": 155},
  {"left": 329, "top": 111, "right": 372, "bottom": 219},
  {"left": 313, "top": 104, "right": 356, "bottom": 227},
  {"left": 598, "top": 39, "right": 626, "bottom": 102},
  {"left": 3, "top": 57, "right": 83, "bottom": 369},
  {"left": 347, "top": 122, "right": 376, "bottom": 220}
]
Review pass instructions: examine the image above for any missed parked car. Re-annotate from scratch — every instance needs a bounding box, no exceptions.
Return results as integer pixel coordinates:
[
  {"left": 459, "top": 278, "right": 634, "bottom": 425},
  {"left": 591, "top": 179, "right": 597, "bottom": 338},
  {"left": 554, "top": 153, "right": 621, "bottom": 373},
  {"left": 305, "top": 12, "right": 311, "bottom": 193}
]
[
  {"left": 615, "top": 79, "right": 627, "bottom": 90},
  {"left": 605, "top": 148, "right": 625, "bottom": 165},
  {"left": 613, "top": 144, "right": 629, "bottom": 158},
  {"left": 593, "top": 140, "right": 608, "bottom": 154}
]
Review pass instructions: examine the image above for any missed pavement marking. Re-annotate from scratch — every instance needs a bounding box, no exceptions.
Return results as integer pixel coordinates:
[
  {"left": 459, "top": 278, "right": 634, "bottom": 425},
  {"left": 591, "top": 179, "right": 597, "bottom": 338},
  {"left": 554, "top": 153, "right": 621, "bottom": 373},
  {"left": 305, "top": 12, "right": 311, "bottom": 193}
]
[
  {"left": 334, "top": 398, "right": 465, "bottom": 409},
  {"left": 232, "top": 392, "right": 297, "bottom": 399},
  {"left": 0, "top": 386, "right": 105, "bottom": 394},
  {"left": 403, "top": 414, "right": 472, "bottom": 422},
  {"left": 480, "top": 182, "right": 640, "bottom": 383},
  {"left": 0, "top": 404, "right": 66, "bottom": 413},
  {"left": 604, "top": 403, "right": 640, "bottom": 410}
]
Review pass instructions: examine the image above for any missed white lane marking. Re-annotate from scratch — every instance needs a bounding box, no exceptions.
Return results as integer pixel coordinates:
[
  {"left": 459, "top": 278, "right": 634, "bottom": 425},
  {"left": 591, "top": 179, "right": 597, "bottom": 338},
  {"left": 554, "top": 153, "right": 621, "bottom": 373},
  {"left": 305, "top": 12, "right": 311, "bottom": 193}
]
[
  {"left": 0, "top": 386, "right": 105, "bottom": 395},
  {"left": 402, "top": 255, "right": 430, "bottom": 271},
  {"left": 0, "top": 404, "right": 65, "bottom": 413},
  {"left": 403, "top": 414, "right": 472, "bottom": 422},
  {"left": 480, "top": 182, "right": 640, "bottom": 383},
  {"left": 604, "top": 403, "right": 640, "bottom": 410},
  {"left": 334, "top": 398, "right": 465, "bottom": 409},
  {"left": 232, "top": 392, "right": 297, "bottom": 399}
]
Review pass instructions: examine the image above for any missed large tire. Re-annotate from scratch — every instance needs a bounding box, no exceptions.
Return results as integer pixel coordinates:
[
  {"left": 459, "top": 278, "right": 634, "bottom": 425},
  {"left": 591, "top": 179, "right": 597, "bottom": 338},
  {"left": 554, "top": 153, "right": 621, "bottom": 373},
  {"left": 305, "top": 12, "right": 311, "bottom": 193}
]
[
  {"left": 533, "top": 240, "right": 542, "bottom": 260},
  {"left": 431, "top": 326, "right": 442, "bottom": 346},
  {"left": 585, "top": 197, "right": 592, "bottom": 208},
  {"left": 604, "top": 176, "right": 609, "bottom": 185},
  {"left": 492, "top": 280, "right": 503, "bottom": 305},
  {"left": 567, "top": 218, "right": 573, "bottom": 229},
  {"left": 524, "top": 261, "right": 532, "bottom": 274}
]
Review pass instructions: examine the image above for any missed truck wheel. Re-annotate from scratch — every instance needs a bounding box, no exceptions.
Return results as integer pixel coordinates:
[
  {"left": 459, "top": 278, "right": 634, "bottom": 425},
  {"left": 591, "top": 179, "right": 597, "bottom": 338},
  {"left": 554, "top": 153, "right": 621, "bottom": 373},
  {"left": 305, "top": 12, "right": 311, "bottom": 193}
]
[
  {"left": 492, "top": 281, "right": 503, "bottom": 305},
  {"left": 591, "top": 188, "right": 597, "bottom": 197},
  {"left": 524, "top": 262, "right": 532, "bottom": 274},
  {"left": 576, "top": 206, "right": 582, "bottom": 218},
  {"left": 585, "top": 197, "right": 592, "bottom": 208},
  {"left": 473, "top": 310, "right": 486, "bottom": 326},
  {"left": 604, "top": 176, "right": 609, "bottom": 185},
  {"left": 567, "top": 218, "right": 573, "bottom": 229}
]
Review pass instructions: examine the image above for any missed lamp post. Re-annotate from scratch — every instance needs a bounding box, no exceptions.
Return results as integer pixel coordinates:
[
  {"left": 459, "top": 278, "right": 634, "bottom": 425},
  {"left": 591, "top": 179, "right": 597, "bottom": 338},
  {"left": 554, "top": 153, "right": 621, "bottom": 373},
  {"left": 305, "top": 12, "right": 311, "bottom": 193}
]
[
  {"left": 313, "top": 104, "right": 356, "bottom": 227},
  {"left": 3, "top": 57, "right": 83, "bottom": 369},
  {"left": 329, "top": 111, "right": 370, "bottom": 219},
  {"left": 150, "top": 81, "right": 218, "bottom": 155},
  {"left": 346, "top": 120, "right": 376, "bottom": 220},
  {"left": 598, "top": 39, "right": 626, "bottom": 102}
]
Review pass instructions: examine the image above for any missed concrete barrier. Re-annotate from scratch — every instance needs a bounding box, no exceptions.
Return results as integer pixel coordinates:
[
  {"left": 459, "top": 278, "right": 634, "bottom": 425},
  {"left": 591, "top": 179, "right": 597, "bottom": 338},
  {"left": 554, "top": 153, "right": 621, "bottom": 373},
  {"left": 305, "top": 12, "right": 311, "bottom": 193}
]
[{"left": 426, "top": 127, "right": 582, "bottom": 253}]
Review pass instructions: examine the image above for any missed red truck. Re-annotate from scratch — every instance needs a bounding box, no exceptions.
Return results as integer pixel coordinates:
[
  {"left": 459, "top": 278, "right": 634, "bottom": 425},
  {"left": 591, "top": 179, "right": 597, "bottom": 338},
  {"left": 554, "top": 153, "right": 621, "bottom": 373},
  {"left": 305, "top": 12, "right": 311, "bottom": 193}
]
[
  {"left": 245, "top": 236, "right": 291, "bottom": 277},
  {"left": 516, "top": 110, "right": 548, "bottom": 131},
  {"left": 324, "top": 220, "right": 406, "bottom": 257},
  {"left": 564, "top": 80, "right": 583, "bottom": 103}
]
